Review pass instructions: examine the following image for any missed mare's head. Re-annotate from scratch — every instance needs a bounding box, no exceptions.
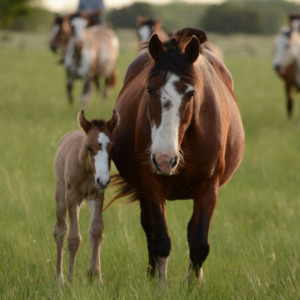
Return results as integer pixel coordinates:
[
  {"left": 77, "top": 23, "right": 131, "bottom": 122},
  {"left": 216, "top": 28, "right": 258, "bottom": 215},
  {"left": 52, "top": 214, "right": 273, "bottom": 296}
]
[
  {"left": 273, "top": 28, "right": 299, "bottom": 74},
  {"left": 78, "top": 110, "right": 120, "bottom": 190},
  {"left": 145, "top": 28, "right": 207, "bottom": 175},
  {"left": 50, "top": 14, "right": 71, "bottom": 52},
  {"left": 136, "top": 16, "right": 162, "bottom": 42}
]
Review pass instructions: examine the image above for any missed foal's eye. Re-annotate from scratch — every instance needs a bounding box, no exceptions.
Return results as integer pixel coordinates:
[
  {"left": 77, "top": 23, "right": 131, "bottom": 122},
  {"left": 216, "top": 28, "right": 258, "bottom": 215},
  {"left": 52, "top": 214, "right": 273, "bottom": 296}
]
[{"left": 87, "top": 146, "right": 92, "bottom": 153}]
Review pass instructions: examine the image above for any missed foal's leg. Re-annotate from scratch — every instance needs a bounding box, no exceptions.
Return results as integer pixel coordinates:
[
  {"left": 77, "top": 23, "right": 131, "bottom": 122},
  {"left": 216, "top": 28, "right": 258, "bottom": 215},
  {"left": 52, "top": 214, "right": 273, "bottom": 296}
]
[
  {"left": 54, "top": 181, "right": 67, "bottom": 283},
  {"left": 66, "top": 188, "right": 82, "bottom": 281},
  {"left": 80, "top": 79, "right": 92, "bottom": 107},
  {"left": 87, "top": 196, "right": 104, "bottom": 282},
  {"left": 185, "top": 179, "right": 218, "bottom": 284}
]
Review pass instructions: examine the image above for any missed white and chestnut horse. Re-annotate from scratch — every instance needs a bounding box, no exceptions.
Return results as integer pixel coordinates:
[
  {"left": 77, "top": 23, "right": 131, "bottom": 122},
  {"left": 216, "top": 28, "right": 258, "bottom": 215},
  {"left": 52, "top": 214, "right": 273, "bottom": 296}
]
[
  {"left": 273, "top": 27, "right": 300, "bottom": 116},
  {"left": 53, "top": 110, "right": 119, "bottom": 282},
  {"left": 64, "top": 16, "right": 119, "bottom": 106}
]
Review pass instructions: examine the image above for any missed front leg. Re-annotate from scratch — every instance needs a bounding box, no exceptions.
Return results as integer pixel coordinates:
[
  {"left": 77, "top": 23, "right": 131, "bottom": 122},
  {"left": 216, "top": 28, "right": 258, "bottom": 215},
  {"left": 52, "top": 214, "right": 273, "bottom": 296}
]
[
  {"left": 80, "top": 78, "right": 92, "bottom": 107},
  {"left": 186, "top": 178, "right": 219, "bottom": 284},
  {"left": 142, "top": 193, "right": 171, "bottom": 285},
  {"left": 87, "top": 195, "right": 104, "bottom": 282},
  {"left": 66, "top": 188, "right": 82, "bottom": 282}
]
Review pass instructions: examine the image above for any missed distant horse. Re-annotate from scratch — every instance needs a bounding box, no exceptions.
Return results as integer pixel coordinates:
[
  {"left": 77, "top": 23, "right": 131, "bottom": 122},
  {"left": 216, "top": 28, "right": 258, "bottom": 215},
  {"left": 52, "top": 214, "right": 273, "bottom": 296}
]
[
  {"left": 273, "top": 27, "right": 300, "bottom": 116},
  {"left": 111, "top": 28, "right": 244, "bottom": 284},
  {"left": 136, "top": 16, "right": 223, "bottom": 60},
  {"left": 54, "top": 110, "right": 119, "bottom": 282},
  {"left": 50, "top": 14, "right": 72, "bottom": 62},
  {"left": 63, "top": 16, "right": 119, "bottom": 106}
]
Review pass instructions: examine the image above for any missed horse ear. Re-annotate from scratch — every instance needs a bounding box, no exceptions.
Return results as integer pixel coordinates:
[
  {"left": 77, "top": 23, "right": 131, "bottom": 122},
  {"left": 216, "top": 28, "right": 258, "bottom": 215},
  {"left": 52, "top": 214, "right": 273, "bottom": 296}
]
[
  {"left": 107, "top": 110, "right": 120, "bottom": 133},
  {"left": 78, "top": 110, "right": 91, "bottom": 134},
  {"left": 148, "top": 33, "right": 165, "bottom": 61},
  {"left": 184, "top": 35, "right": 200, "bottom": 64}
]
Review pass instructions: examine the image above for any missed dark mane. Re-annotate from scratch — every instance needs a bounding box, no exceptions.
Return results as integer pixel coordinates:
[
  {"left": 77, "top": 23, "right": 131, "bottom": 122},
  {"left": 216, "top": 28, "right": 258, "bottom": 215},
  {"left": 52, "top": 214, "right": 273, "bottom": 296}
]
[
  {"left": 91, "top": 119, "right": 106, "bottom": 128},
  {"left": 148, "top": 28, "right": 208, "bottom": 83}
]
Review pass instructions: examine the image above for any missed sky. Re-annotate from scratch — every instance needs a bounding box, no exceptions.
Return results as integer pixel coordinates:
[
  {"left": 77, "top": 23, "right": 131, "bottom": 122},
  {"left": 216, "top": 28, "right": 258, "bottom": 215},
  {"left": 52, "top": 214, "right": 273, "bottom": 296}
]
[{"left": 41, "top": 0, "right": 224, "bottom": 12}]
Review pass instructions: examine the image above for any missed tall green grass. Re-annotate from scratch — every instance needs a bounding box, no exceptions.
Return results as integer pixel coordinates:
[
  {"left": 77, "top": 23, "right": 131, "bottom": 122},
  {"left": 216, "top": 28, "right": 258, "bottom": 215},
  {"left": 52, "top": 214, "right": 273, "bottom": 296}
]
[{"left": 0, "top": 30, "right": 299, "bottom": 299}]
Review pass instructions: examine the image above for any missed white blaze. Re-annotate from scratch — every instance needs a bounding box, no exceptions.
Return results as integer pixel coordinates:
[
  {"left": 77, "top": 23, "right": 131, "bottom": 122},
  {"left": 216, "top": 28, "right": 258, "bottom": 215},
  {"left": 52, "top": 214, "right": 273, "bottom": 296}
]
[
  {"left": 93, "top": 132, "right": 110, "bottom": 187},
  {"left": 151, "top": 73, "right": 183, "bottom": 157},
  {"left": 138, "top": 25, "right": 152, "bottom": 41}
]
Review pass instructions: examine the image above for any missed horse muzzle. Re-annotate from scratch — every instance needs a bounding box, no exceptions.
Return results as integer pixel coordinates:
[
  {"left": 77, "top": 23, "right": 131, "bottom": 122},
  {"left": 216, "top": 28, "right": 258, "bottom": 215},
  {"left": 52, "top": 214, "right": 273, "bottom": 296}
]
[
  {"left": 151, "top": 154, "right": 179, "bottom": 175},
  {"left": 50, "top": 43, "right": 58, "bottom": 53},
  {"left": 96, "top": 177, "right": 110, "bottom": 190}
]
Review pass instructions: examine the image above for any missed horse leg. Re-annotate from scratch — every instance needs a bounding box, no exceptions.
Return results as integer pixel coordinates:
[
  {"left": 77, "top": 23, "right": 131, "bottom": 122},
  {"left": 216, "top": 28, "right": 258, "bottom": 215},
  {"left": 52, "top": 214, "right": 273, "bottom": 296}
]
[
  {"left": 185, "top": 179, "right": 218, "bottom": 284},
  {"left": 66, "top": 188, "right": 82, "bottom": 281},
  {"left": 87, "top": 197, "right": 104, "bottom": 282},
  {"left": 66, "top": 73, "right": 74, "bottom": 104},
  {"left": 143, "top": 194, "right": 171, "bottom": 285},
  {"left": 94, "top": 77, "right": 100, "bottom": 92},
  {"left": 53, "top": 180, "right": 67, "bottom": 283},
  {"left": 80, "top": 79, "right": 92, "bottom": 107},
  {"left": 139, "top": 198, "right": 156, "bottom": 278},
  {"left": 285, "top": 82, "right": 293, "bottom": 117}
]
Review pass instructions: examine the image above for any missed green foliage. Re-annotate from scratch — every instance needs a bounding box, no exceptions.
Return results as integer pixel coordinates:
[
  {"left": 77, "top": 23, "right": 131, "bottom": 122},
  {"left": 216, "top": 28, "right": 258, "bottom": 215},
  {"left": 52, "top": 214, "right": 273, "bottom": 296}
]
[
  {"left": 1, "top": 29, "right": 300, "bottom": 299},
  {"left": 0, "top": 0, "right": 32, "bottom": 29},
  {"left": 107, "top": 2, "right": 155, "bottom": 29}
]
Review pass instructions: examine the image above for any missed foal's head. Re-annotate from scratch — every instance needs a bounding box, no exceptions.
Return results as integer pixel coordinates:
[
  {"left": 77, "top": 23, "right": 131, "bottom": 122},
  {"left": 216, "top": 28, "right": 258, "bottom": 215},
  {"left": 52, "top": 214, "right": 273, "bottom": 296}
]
[
  {"left": 146, "top": 29, "right": 206, "bottom": 175},
  {"left": 50, "top": 15, "right": 71, "bottom": 52},
  {"left": 78, "top": 110, "right": 120, "bottom": 190}
]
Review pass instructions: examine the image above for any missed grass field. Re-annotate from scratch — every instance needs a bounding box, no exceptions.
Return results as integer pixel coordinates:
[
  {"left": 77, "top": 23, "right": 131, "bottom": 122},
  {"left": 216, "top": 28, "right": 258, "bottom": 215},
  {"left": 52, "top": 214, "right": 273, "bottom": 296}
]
[{"left": 0, "top": 29, "right": 300, "bottom": 299}]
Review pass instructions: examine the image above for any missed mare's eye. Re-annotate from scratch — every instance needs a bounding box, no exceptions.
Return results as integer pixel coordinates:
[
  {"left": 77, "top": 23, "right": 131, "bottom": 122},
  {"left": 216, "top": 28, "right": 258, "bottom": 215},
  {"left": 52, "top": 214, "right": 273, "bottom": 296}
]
[
  {"left": 87, "top": 146, "right": 92, "bottom": 153},
  {"left": 185, "top": 90, "right": 196, "bottom": 100},
  {"left": 146, "top": 86, "right": 153, "bottom": 96}
]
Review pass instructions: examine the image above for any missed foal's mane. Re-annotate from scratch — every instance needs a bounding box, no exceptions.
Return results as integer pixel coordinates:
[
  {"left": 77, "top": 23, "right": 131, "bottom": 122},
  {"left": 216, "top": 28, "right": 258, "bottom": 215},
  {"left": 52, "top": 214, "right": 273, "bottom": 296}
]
[
  {"left": 144, "top": 28, "right": 208, "bottom": 83},
  {"left": 90, "top": 119, "right": 106, "bottom": 129}
]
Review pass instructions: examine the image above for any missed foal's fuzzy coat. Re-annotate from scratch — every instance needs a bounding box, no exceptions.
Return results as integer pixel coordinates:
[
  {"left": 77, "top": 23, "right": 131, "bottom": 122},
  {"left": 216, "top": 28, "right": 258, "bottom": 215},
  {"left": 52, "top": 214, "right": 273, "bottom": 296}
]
[{"left": 53, "top": 110, "right": 119, "bottom": 282}]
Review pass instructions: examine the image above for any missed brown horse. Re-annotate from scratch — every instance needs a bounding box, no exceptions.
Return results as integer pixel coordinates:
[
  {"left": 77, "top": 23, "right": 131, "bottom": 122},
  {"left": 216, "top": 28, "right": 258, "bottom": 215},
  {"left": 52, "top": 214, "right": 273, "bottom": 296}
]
[
  {"left": 54, "top": 110, "right": 119, "bottom": 283},
  {"left": 111, "top": 28, "right": 244, "bottom": 285},
  {"left": 64, "top": 16, "right": 119, "bottom": 106}
]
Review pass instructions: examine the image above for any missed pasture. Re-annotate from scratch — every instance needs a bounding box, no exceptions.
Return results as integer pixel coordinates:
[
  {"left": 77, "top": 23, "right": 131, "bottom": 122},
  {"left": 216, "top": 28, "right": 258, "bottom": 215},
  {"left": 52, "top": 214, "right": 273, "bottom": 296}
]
[{"left": 0, "top": 29, "right": 300, "bottom": 299}]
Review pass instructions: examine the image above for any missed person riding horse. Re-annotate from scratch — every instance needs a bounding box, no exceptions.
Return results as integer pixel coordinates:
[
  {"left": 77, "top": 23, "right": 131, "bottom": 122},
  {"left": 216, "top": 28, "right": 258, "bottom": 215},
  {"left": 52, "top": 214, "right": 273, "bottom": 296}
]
[{"left": 77, "top": 0, "right": 105, "bottom": 26}]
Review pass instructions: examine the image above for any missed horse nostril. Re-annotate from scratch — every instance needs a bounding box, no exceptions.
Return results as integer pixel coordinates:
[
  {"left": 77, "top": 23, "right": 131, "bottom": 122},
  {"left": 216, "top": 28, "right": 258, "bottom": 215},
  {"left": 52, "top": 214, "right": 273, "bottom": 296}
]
[
  {"left": 274, "top": 64, "right": 281, "bottom": 72},
  {"left": 151, "top": 155, "right": 161, "bottom": 172},
  {"left": 170, "top": 156, "right": 178, "bottom": 169},
  {"left": 97, "top": 178, "right": 101, "bottom": 185}
]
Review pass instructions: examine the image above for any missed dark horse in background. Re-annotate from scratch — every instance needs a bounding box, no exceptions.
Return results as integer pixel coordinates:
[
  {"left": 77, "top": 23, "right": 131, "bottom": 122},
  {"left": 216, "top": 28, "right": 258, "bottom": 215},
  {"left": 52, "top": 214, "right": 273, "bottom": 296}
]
[{"left": 111, "top": 28, "right": 245, "bottom": 284}]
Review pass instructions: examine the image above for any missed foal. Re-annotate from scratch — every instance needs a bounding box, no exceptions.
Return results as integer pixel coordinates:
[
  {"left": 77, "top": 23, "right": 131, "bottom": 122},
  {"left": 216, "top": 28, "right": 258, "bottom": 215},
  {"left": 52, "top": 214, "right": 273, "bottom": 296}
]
[{"left": 53, "top": 110, "right": 119, "bottom": 282}]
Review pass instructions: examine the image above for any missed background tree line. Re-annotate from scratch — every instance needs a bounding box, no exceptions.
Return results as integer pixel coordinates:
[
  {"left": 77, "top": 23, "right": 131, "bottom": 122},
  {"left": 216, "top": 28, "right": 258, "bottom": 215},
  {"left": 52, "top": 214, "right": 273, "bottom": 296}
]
[{"left": 1, "top": 0, "right": 300, "bottom": 34}]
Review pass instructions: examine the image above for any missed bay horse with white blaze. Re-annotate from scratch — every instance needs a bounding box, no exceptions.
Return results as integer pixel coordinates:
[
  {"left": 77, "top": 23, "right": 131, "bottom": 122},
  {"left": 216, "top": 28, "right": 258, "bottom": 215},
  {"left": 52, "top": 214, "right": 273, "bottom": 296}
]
[
  {"left": 54, "top": 110, "right": 119, "bottom": 282},
  {"left": 64, "top": 16, "right": 119, "bottom": 106},
  {"left": 111, "top": 28, "right": 245, "bottom": 284}
]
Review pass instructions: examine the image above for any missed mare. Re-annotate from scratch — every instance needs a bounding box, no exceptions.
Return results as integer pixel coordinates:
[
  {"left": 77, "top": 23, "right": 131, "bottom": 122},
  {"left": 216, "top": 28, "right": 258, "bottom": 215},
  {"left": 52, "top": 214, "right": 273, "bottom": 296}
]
[
  {"left": 50, "top": 14, "right": 72, "bottom": 62},
  {"left": 136, "top": 17, "right": 223, "bottom": 60},
  {"left": 273, "top": 27, "right": 300, "bottom": 117},
  {"left": 64, "top": 16, "right": 119, "bottom": 106},
  {"left": 54, "top": 110, "right": 119, "bottom": 282},
  {"left": 111, "top": 28, "right": 245, "bottom": 284}
]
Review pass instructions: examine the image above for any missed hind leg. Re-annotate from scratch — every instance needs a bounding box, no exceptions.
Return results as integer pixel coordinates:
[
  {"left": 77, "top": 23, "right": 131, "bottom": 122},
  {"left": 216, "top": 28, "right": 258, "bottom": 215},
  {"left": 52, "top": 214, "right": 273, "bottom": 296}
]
[
  {"left": 54, "top": 181, "right": 67, "bottom": 283},
  {"left": 66, "top": 188, "right": 82, "bottom": 281},
  {"left": 66, "top": 72, "right": 74, "bottom": 104},
  {"left": 285, "top": 82, "right": 293, "bottom": 117},
  {"left": 87, "top": 196, "right": 104, "bottom": 282}
]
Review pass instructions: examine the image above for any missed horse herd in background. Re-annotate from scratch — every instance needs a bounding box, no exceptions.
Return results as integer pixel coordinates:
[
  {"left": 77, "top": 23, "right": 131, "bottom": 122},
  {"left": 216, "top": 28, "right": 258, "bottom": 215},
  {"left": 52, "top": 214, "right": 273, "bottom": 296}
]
[{"left": 50, "top": 12, "right": 298, "bottom": 287}]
